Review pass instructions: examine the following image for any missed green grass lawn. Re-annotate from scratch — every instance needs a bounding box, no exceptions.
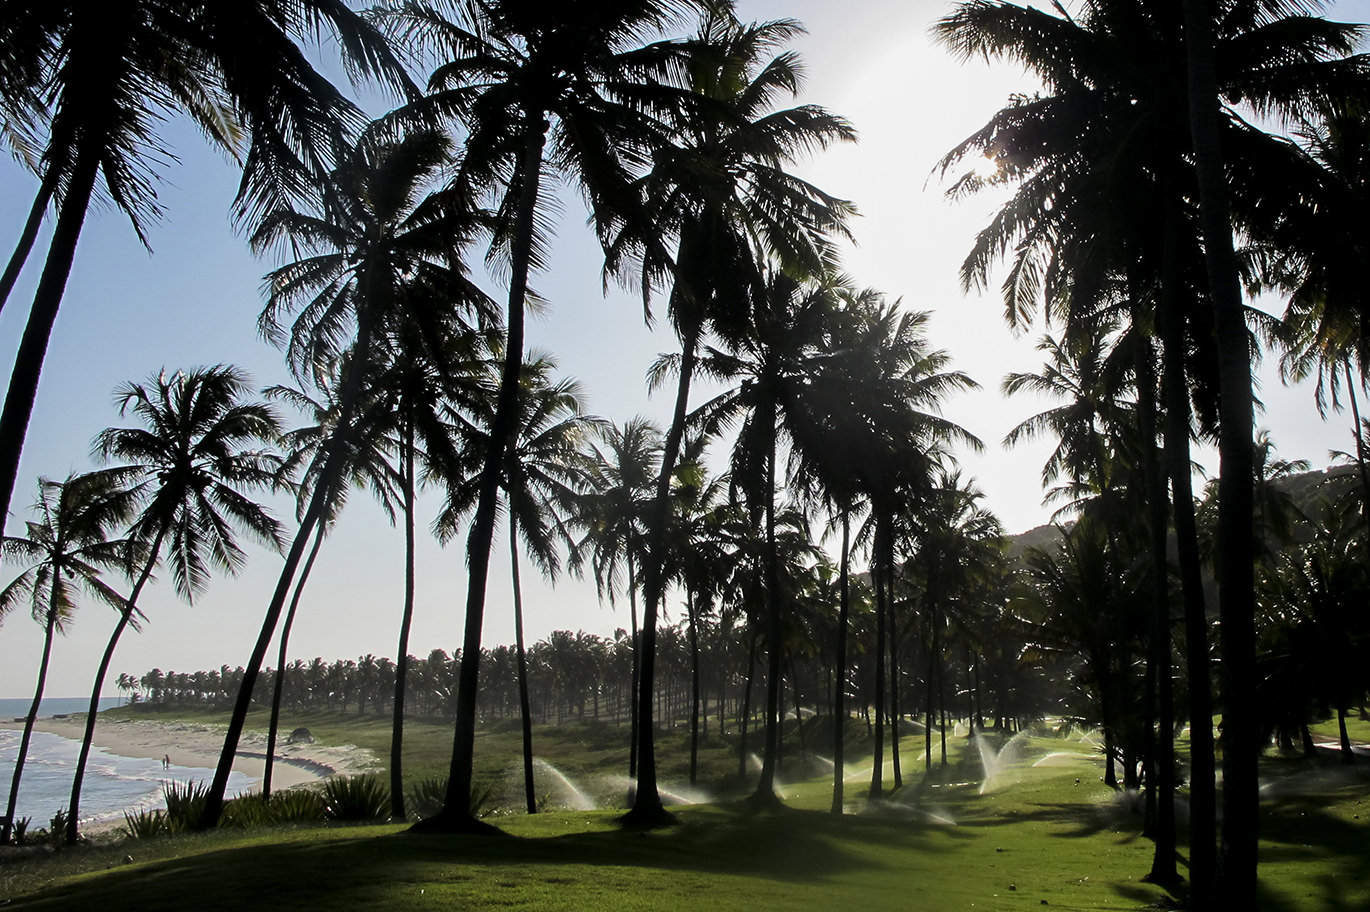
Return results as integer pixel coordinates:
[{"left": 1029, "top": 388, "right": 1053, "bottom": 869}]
[{"left": 3, "top": 712, "right": 1367, "bottom": 911}]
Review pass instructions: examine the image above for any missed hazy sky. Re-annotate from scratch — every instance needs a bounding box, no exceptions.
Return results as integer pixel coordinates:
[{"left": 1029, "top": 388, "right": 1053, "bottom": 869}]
[{"left": 1, "top": 0, "right": 1366, "bottom": 698}]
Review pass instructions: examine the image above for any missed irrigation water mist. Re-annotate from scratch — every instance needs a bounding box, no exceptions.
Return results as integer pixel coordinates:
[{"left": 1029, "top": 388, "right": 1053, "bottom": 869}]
[
  {"left": 975, "top": 729, "right": 1033, "bottom": 794},
  {"left": 530, "top": 759, "right": 597, "bottom": 811}
]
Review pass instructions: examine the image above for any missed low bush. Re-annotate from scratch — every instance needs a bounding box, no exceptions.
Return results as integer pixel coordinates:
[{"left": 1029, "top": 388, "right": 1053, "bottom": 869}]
[
  {"left": 163, "top": 781, "right": 210, "bottom": 833},
  {"left": 321, "top": 776, "right": 389, "bottom": 821},
  {"left": 122, "top": 808, "right": 168, "bottom": 840},
  {"left": 267, "top": 788, "right": 326, "bottom": 823}
]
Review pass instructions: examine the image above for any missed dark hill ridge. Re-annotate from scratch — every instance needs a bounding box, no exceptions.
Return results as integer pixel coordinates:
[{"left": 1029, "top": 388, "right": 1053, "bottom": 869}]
[{"left": 1000, "top": 463, "right": 1359, "bottom": 558}]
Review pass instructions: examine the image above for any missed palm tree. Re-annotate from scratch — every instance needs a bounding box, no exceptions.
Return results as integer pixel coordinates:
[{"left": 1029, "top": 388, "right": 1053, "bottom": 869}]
[
  {"left": 935, "top": 1, "right": 1366, "bottom": 896},
  {"left": 384, "top": 0, "right": 705, "bottom": 832},
  {"left": 201, "top": 125, "right": 486, "bottom": 829},
  {"left": 607, "top": 6, "right": 855, "bottom": 822},
  {"left": 572, "top": 418, "right": 663, "bottom": 786},
  {"left": 658, "top": 437, "right": 727, "bottom": 786},
  {"left": 64, "top": 365, "right": 285, "bottom": 843},
  {"left": 0, "top": 0, "right": 414, "bottom": 538},
  {"left": 437, "top": 353, "right": 594, "bottom": 814},
  {"left": 1, "top": 472, "right": 137, "bottom": 844}
]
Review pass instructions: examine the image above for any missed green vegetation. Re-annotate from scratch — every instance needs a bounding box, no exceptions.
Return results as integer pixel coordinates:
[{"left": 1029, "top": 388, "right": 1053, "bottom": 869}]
[{"left": 3, "top": 722, "right": 1368, "bottom": 911}]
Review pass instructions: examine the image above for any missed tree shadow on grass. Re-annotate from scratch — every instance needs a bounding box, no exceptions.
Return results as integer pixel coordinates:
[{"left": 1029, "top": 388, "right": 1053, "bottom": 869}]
[{"left": 6, "top": 806, "right": 975, "bottom": 912}]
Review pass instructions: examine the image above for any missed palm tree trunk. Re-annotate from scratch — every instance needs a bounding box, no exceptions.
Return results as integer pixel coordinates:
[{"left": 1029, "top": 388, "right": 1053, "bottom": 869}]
[
  {"left": 0, "top": 180, "right": 53, "bottom": 317},
  {"left": 739, "top": 636, "right": 755, "bottom": 779},
  {"left": 628, "top": 551, "right": 639, "bottom": 782},
  {"left": 2, "top": 603, "right": 59, "bottom": 844},
  {"left": 390, "top": 421, "right": 417, "bottom": 820},
  {"left": 0, "top": 144, "right": 99, "bottom": 530},
  {"left": 1161, "top": 193, "right": 1215, "bottom": 902},
  {"left": 264, "top": 523, "right": 325, "bottom": 799},
  {"left": 202, "top": 307, "right": 378, "bottom": 829},
  {"left": 427, "top": 121, "right": 545, "bottom": 834},
  {"left": 511, "top": 514, "right": 537, "bottom": 815},
  {"left": 831, "top": 507, "right": 851, "bottom": 815},
  {"left": 1135, "top": 328, "right": 1178, "bottom": 884},
  {"left": 753, "top": 409, "right": 783, "bottom": 806},
  {"left": 888, "top": 555, "right": 902, "bottom": 790},
  {"left": 687, "top": 588, "right": 701, "bottom": 787},
  {"left": 630, "top": 319, "right": 700, "bottom": 824},
  {"left": 66, "top": 523, "right": 170, "bottom": 844},
  {"left": 1183, "top": 1, "right": 1258, "bottom": 901},
  {"left": 870, "top": 516, "right": 888, "bottom": 800},
  {"left": 1341, "top": 363, "right": 1370, "bottom": 567}
]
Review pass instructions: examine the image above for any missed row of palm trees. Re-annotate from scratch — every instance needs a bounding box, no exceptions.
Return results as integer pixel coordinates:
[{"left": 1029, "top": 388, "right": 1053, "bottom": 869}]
[
  {"left": 2, "top": 0, "right": 1368, "bottom": 903},
  {"left": 934, "top": 0, "right": 1370, "bottom": 902}
]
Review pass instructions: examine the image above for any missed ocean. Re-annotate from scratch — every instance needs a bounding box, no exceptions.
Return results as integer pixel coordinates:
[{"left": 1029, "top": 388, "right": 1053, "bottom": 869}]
[{"left": 0, "top": 698, "right": 251, "bottom": 831}]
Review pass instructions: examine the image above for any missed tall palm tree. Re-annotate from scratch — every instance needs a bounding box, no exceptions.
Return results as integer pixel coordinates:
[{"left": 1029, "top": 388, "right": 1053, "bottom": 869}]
[
  {"left": 572, "top": 418, "right": 663, "bottom": 786},
  {"left": 692, "top": 271, "right": 838, "bottom": 806},
  {"left": 65, "top": 365, "right": 285, "bottom": 843},
  {"left": 935, "top": 1, "right": 1365, "bottom": 896},
  {"left": 607, "top": 5, "right": 855, "bottom": 822},
  {"left": 437, "top": 353, "right": 594, "bottom": 815},
  {"left": 1, "top": 472, "right": 136, "bottom": 844},
  {"left": 385, "top": 0, "right": 704, "bottom": 832},
  {"left": 0, "top": 0, "right": 415, "bottom": 537},
  {"left": 201, "top": 125, "right": 486, "bottom": 829}
]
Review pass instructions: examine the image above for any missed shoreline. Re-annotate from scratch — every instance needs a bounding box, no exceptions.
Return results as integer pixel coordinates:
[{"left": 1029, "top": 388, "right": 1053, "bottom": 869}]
[{"left": 1, "top": 714, "right": 378, "bottom": 832}]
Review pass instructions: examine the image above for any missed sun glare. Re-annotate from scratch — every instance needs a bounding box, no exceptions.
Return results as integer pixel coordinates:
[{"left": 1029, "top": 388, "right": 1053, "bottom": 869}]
[{"left": 973, "top": 155, "right": 1001, "bottom": 179}]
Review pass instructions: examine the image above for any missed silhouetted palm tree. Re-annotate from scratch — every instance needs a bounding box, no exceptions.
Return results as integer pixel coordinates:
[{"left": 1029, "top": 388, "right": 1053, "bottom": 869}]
[
  {"left": 572, "top": 418, "right": 663, "bottom": 787},
  {"left": 1, "top": 472, "right": 136, "bottom": 843},
  {"left": 65, "top": 365, "right": 285, "bottom": 843},
  {"left": 202, "top": 125, "right": 485, "bottom": 828},
  {"left": 437, "top": 353, "right": 594, "bottom": 814},
  {"left": 387, "top": 0, "right": 703, "bottom": 832},
  {"left": 609, "top": 6, "right": 855, "bottom": 821},
  {"left": 0, "top": 0, "right": 414, "bottom": 540}
]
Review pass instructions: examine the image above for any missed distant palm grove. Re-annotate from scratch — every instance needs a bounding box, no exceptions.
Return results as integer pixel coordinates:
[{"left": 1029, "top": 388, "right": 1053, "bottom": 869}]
[{"left": 1, "top": 0, "right": 1368, "bottom": 909}]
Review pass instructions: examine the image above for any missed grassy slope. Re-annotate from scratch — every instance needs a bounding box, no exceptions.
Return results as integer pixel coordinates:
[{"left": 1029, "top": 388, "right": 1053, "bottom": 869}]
[{"left": 4, "top": 713, "right": 1367, "bottom": 911}]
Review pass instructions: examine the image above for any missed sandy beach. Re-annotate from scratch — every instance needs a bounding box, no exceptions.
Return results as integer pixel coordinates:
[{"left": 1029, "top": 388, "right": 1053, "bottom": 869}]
[{"left": 3, "top": 714, "right": 378, "bottom": 826}]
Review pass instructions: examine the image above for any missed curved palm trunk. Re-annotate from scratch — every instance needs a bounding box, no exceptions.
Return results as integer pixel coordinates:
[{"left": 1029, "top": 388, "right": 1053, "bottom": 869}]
[
  {"left": 201, "top": 310, "right": 378, "bottom": 829},
  {"left": 629, "top": 322, "right": 700, "bottom": 824},
  {"left": 510, "top": 514, "right": 537, "bottom": 814},
  {"left": 1183, "top": 2, "right": 1258, "bottom": 902},
  {"left": 390, "top": 422, "right": 417, "bottom": 820},
  {"left": 830, "top": 507, "right": 851, "bottom": 815},
  {"left": 0, "top": 181, "right": 53, "bottom": 317},
  {"left": 263, "top": 522, "right": 326, "bottom": 798},
  {"left": 0, "top": 144, "right": 99, "bottom": 531},
  {"left": 66, "top": 523, "right": 170, "bottom": 844},
  {"left": 3, "top": 577, "right": 62, "bottom": 844},
  {"left": 424, "top": 123, "right": 546, "bottom": 834}
]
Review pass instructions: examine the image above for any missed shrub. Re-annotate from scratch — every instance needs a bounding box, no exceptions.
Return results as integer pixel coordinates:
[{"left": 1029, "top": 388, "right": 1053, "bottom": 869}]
[
  {"left": 220, "top": 793, "right": 272, "bottom": 829},
  {"left": 268, "top": 788, "right": 326, "bottom": 823},
  {"left": 405, "top": 776, "right": 448, "bottom": 820},
  {"left": 406, "top": 777, "right": 493, "bottom": 819},
  {"left": 122, "top": 809, "right": 168, "bottom": 840},
  {"left": 321, "top": 776, "right": 389, "bottom": 821},
  {"left": 163, "top": 781, "right": 210, "bottom": 832},
  {"left": 46, "top": 809, "right": 68, "bottom": 846},
  {"left": 12, "top": 816, "right": 31, "bottom": 846}
]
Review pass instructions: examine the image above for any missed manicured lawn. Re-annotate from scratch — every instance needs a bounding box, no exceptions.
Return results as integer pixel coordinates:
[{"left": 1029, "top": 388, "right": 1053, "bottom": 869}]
[{"left": 5, "top": 713, "right": 1366, "bottom": 911}]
